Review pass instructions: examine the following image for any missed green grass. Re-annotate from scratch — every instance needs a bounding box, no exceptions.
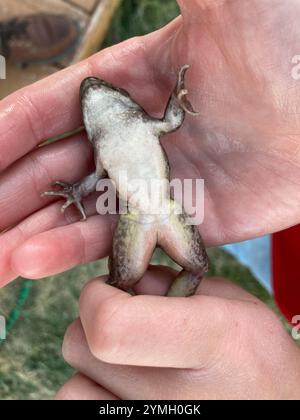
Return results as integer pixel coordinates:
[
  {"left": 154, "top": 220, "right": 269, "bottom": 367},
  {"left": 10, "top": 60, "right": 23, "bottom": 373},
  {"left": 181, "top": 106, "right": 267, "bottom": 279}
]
[
  {"left": 0, "top": 0, "right": 276, "bottom": 400},
  {"left": 104, "top": 0, "right": 179, "bottom": 45}
]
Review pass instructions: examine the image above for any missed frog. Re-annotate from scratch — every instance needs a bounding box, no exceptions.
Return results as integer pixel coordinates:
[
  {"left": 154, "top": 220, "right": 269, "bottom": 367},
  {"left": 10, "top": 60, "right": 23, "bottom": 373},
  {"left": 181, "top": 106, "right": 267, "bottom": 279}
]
[{"left": 42, "top": 65, "right": 208, "bottom": 297}]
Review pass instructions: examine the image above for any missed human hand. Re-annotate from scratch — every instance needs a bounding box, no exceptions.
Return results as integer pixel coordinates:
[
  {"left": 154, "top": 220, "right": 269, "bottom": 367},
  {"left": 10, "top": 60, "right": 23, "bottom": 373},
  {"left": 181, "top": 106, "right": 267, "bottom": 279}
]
[
  {"left": 56, "top": 268, "right": 300, "bottom": 400},
  {"left": 1, "top": 0, "right": 300, "bottom": 286}
]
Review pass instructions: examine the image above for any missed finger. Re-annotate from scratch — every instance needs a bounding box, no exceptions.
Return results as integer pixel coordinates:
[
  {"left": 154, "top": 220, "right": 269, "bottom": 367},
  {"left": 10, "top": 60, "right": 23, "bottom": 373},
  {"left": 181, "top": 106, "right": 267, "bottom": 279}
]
[
  {"left": 10, "top": 213, "right": 115, "bottom": 280},
  {"left": 198, "top": 276, "right": 262, "bottom": 303},
  {"left": 79, "top": 276, "right": 238, "bottom": 368},
  {"left": 63, "top": 320, "right": 194, "bottom": 400},
  {"left": 177, "top": 0, "right": 226, "bottom": 14},
  {"left": 134, "top": 265, "right": 175, "bottom": 295},
  {"left": 0, "top": 187, "right": 107, "bottom": 286},
  {"left": 0, "top": 133, "right": 93, "bottom": 231},
  {"left": 135, "top": 265, "right": 261, "bottom": 303},
  {"left": 55, "top": 373, "right": 119, "bottom": 400}
]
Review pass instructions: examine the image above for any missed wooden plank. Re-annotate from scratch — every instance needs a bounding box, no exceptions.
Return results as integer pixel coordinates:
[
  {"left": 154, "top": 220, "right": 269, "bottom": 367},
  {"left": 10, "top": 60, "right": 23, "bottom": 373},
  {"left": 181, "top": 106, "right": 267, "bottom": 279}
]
[
  {"left": 66, "top": 0, "right": 98, "bottom": 13},
  {"left": 72, "top": 0, "right": 120, "bottom": 63},
  {"left": 0, "top": 0, "right": 88, "bottom": 22},
  {"left": 0, "top": 0, "right": 120, "bottom": 99}
]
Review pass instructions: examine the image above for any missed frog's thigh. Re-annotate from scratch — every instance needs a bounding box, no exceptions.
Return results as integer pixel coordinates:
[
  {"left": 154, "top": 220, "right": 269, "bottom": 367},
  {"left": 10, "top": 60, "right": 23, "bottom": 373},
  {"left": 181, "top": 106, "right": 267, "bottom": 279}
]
[
  {"left": 158, "top": 202, "right": 208, "bottom": 297},
  {"left": 108, "top": 214, "right": 156, "bottom": 290}
]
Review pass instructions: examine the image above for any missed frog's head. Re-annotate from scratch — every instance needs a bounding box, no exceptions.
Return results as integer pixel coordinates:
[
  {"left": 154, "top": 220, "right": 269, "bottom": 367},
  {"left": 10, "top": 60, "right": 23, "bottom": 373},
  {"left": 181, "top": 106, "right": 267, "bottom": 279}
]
[
  {"left": 80, "top": 77, "right": 141, "bottom": 136},
  {"left": 80, "top": 77, "right": 134, "bottom": 105}
]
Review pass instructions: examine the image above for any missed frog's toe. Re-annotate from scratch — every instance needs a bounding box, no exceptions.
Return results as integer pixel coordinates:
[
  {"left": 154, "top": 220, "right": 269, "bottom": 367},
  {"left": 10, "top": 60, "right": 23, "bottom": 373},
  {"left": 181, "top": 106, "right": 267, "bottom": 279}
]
[
  {"left": 60, "top": 197, "right": 74, "bottom": 213},
  {"left": 61, "top": 199, "right": 87, "bottom": 221},
  {"left": 177, "top": 64, "right": 190, "bottom": 91},
  {"left": 176, "top": 65, "right": 200, "bottom": 116},
  {"left": 72, "top": 200, "right": 87, "bottom": 221},
  {"left": 177, "top": 90, "right": 200, "bottom": 116},
  {"left": 52, "top": 180, "right": 72, "bottom": 188}
]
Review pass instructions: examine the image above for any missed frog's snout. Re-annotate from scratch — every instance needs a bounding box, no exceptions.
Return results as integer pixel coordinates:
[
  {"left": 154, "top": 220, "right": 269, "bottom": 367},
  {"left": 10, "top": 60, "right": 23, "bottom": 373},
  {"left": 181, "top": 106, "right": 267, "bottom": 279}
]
[{"left": 80, "top": 77, "right": 101, "bottom": 99}]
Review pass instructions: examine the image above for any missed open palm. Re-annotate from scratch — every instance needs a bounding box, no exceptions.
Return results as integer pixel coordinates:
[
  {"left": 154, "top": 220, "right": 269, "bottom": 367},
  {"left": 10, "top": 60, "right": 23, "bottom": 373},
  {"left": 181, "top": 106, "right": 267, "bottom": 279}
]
[{"left": 1, "top": 0, "right": 300, "bottom": 286}]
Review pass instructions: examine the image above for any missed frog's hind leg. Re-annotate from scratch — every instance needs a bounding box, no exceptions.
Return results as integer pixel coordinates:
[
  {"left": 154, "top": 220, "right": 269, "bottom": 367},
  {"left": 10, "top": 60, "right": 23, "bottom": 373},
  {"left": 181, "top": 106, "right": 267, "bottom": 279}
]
[
  {"left": 107, "top": 213, "right": 157, "bottom": 292},
  {"left": 158, "top": 201, "right": 209, "bottom": 297}
]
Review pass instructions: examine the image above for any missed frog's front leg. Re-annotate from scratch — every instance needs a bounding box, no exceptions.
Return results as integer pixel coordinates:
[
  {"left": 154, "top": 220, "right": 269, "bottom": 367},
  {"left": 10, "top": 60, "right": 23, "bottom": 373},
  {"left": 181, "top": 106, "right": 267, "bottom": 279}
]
[
  {"left": 155, "top": 65, "right": 199, "bottom": 135},
  {"left": 42, "top": 171, "right": 102, "bottom": 221}
]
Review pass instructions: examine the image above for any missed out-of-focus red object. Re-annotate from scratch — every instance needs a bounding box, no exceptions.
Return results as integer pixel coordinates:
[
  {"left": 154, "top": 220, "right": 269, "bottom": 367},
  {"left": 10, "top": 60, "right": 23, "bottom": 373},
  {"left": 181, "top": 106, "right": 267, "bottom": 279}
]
[{"left": 272, "top": 226, "right": 300, "bottom": 322}]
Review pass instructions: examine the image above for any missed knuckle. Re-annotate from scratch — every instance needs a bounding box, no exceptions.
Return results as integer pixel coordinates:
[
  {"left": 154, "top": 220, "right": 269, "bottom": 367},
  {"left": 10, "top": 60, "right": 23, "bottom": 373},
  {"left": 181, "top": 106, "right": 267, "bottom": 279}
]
[
  {"left": 79, "top": 279, "right": 95, "bottom": 310},
  {"left": 81, "top": 284, "right": 130, "bottom": 363},
  {"left": 89, "top": 299, "right": 125, "bottom": 362}
]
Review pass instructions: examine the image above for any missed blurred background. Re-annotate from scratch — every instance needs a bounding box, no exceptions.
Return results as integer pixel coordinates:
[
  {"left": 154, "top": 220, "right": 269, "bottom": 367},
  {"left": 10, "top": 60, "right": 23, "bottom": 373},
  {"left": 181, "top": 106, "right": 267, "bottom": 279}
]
[{"left": 0, "top": 0, "right": 275, "bottom": 400}]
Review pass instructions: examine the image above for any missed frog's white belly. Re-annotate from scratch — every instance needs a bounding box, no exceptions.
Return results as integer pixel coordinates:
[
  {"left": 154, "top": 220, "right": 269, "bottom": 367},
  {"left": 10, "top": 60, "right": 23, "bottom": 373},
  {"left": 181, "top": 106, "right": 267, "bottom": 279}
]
[{"left": 99, "top": 127, "right": 169, "bottom": 213}]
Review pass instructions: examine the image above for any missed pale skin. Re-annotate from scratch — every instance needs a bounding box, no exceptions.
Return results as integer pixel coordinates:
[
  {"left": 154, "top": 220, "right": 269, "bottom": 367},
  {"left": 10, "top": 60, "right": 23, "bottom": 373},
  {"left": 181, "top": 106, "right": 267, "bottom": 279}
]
[
  {"left": 0, "top": 0, "right": 300, "bottom": 399},
  {"left": 56, "top": 271, "right": 300, "bottom": 400}
]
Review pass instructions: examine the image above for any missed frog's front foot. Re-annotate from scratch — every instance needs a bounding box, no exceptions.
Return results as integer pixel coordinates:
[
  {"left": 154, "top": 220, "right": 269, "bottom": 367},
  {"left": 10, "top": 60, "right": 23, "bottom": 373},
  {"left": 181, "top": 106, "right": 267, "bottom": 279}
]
[
  {"left": 176, "top": 65, "right": 200, "bottom": 116},
  {"left": 41, "top": 181, "right": 87, "bottom": 221}
]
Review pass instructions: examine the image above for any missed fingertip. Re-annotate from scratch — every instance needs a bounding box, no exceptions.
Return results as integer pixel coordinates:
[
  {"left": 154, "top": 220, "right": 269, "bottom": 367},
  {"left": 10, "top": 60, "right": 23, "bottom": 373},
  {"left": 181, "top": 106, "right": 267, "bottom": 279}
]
[
  {"left": 79, "top": 276, "right": 127, "bottom": 312},
  {"left": 79, "top": 277, "right": 131, "bottom": 362},
  {"left": 62, "top": 319, "right": 85, "bottom": 364},
  {"left": 10, "top": 237, "right": 57, "bottom": 279},
  {"left": 9, "top": 223, "right": 86, "bottom": 279}
]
